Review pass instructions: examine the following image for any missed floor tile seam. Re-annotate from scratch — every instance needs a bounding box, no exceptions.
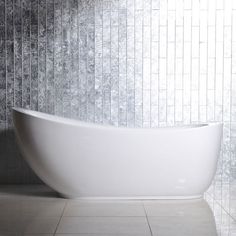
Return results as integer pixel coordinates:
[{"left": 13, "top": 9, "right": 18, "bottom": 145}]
[
  {"left": 60, "top": 215, "right": 147, "bottom": 218},
  {"left": 213, "top": 199, "right": 236, "bottom": 222},
  {"left": 53, "top": 199, "right": 68, "bottom": 236},
  {"left": 205, "top": 192, "right": 236, "bottom": 222},
  {"left": 141, "top": 201, "right": 153, "bottom": 236}
]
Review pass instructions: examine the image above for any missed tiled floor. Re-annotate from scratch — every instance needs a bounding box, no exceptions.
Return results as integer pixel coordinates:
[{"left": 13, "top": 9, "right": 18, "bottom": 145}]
[{"left": 0, "top": 184, "right": 235, "bottom": 235}]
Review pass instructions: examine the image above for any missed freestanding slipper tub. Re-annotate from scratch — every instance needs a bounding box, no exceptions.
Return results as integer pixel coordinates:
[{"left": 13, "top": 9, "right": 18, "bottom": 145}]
[{"left": 13, "top": 107, "right": 223, "bottom": 199}]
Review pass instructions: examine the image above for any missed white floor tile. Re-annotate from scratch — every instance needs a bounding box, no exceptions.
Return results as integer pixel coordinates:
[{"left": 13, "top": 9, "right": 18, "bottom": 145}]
[
  {"left": 24, "top": 234, "right": 53, "bottom": 236},
  {"left": 55, "top": 234, "right": 149, "bottom": 236},
  {"left": 0, "top": 184, "right": 236, "bottom": 236},
  {"left": 0, "top": 216, "right": 60, "bottom": 234},
  {"left": 144, "top": 199, "right": 212, "bottom": 217},
  {"left": 63, "top": 200, "right": 145, "bottom": 216},
  {"left": 56, "top": 216, "right": 151, "bottom": 235},
  {"left": 0, "top": 199, "right": 65, "bottom": 217},
  {"left": 23, "top": 217, "right": 60, "bottom": 234},
  {"left": 148, "top": 216, "right": 217, "bottom": 236}
]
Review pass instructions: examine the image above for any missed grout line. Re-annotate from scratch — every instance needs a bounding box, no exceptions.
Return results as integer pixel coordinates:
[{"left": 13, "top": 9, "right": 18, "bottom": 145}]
[
  {"left": 78, "top": 0, "right": 80, "bottom": 119},
  {"left": 109, "top": 0, "right": 111, "bottom": 124},
  {"left": 150, "top": 0, "right": 152, "bottom": 128},
  {"left": 181, "top": 1, "right": 184, "bottom": 124},
  {"left": 221, "top": 0, "right": 225, "bottom": 205},
  {"left": 13, "top": 0, "right": 15, "bottom": 110},
  {"left": 206, "top": 0, "right": 209, "bottom": 123},
  {"left": 45, "top": 0, "right": 48, "bottom": 113},
  {"left": 53, "top": 199, "right": 67, "bottom": 235},
  {"left": 21, "top": 0, "right": 23, "bottom": 109},
  {"left": 142, "top": 201, "right": 153, "bottom": 236},
  {"left": 214, "top": 198, "right": 236, "bottom": 222},
  {"left": 157, "top": 1, "right": 160, "bottom": 127},
  {"left": 134, "top": 0, "right": 136, "bottom": 127},
  {"left": 37, "top": 0, "right": 39, "bottom": 111},
  {"left": 165, "top": 2, "right": 167, "bottom": 126},
  {"left": 53, "top": 0, "right": 55, "bottom": 114},
  {"left": 69, "top": 0, "right": 71, "bottom": 118},
  {"left": 173, "top": 3, "right": 176, "bottom": 125},
  {"left": 86, "top": 1, "right": 88, "bottom": 122},
  {"left": 190, "top": 0, "right": 192, "bottom": 123},
  {"left": 205, "top": 191, "right": 236, "bottom": 222},
  {"left": 102, "top": 0, "right": 104, "bottom": 124},
  {"left": 4, "top": 0, "right": 7, "bottom": 126},
  {"left": 29, "top": 0, "right": 31, "bottom": 110}
]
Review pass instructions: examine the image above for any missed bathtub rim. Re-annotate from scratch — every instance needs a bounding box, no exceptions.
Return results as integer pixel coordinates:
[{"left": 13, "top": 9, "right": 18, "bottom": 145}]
[{"left": 12, "top": 107, "right": 222, "bottom": 131}]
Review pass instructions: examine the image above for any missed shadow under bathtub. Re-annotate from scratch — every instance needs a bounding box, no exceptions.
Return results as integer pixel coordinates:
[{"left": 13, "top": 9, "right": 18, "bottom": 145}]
[{"left": 0, "top": 128, "right": 59, "bottom": 197}]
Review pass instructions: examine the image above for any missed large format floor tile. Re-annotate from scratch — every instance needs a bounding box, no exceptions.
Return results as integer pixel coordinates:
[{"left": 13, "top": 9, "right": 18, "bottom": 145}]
[
  {"left": 63, "top": 200, "right": 145, "bottom": 216},
  {"left": 0, "top": 184, "right": 235, "bottom": 235},
  {"left": 55, "top": 234, "right": 150, "bottom": 236},
  {"left": 0, "top": 199, "right": 65, "bottom": 217},
  {"left": 0, "top": 216, "right": 60, "bottom": 234},
  {"left": 143, "top": 199, "right": 212, "bottom": 217},
  {"left": 148, "top": 216, "right": 217, "bottom": 236},
  {"left": 56, "top": 216, "right": 151, "bottom": 235}
]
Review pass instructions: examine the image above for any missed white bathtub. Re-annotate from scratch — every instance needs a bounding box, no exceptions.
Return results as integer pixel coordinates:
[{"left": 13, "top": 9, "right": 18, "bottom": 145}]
[{"left": 13, "top": 107, "right": 222, "bottom": 199}]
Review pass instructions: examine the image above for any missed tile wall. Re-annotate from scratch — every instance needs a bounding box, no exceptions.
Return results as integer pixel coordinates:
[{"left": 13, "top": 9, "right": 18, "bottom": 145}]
[{"left": 0, "top": 0, "right": 235, "bottom": 183}]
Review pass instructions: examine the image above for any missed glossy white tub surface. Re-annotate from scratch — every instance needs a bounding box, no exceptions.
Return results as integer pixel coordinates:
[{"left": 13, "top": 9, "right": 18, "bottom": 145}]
[{"left": 13, "top": 108, "right": 223, "bottom": 199}]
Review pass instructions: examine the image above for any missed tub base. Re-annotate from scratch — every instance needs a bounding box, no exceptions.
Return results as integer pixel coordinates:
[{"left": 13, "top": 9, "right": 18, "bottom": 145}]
[{"left": 59, "top": 193, "right": 203, "bottom": 200}]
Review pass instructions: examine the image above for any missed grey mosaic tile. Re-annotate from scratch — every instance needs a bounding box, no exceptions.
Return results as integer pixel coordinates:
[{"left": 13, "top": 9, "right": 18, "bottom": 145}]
[
  {"left": 0, "top": 57, "right": 6, "bottom": 90},
  {"left": 0, "top": 0, "right": 5, "bottom": 26},
  {"left": 0, "top": 88, "right": 6, "bottom": 122}
]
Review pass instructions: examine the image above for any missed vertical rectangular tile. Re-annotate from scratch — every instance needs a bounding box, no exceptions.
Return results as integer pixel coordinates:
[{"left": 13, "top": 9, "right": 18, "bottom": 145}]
[
  {"left": 110, "top": 0, "right": 119, "bottom": 126},
  {"left": 6, "top": 0, "right": 14, "bottom": 126},
  {"left": 127, "top": 58, "right": 135, "bottom": 127},
  {"left": 22, "top": 0, "right": 31, "bottom": 110},
  {"left": 30, "top": 0, "right": 38, "bottom": 110},
  {"left": 38, "top": 0, "right": 46, "bottom": 112},
  {"left": 0, "top": 0, "right": 236, "bottom": 183},
  {"left": 118, "top": 9, "right": 127, "bottom": 126},
  {"left": 46, "top": 0, "right": 55, "bottom": 114},
  {"left": 94, "top": 19, "right": 103, "bottom": 124},
  {"left": 0, "top": 0, "right": 6, "bottom": 123},
  {"left": 87, "top": 20, "right": 95, "bottom": 122},
  {"left": 70, "top": 0, "right": 79, "bottom": 119},
  {"left": 78, "top": 24, "right": 87, "bottom": 121},
  {"left": 0, "top": 60, "right": 6, "bottom": 122},
  {"left": 54, "top": 0, "right": 63, "bottom": 115},
  {"left": 78, "top": 0, "right": 88, "bottom": 121},
  {"left": 14, "top": 0, "right": 22, "bottom": 109},
  {"left": 62, "top": 0, "right": 71, "bottom": 117},
  {"left": 102, "top": 0, "right": 111, "bottom": 124}
]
